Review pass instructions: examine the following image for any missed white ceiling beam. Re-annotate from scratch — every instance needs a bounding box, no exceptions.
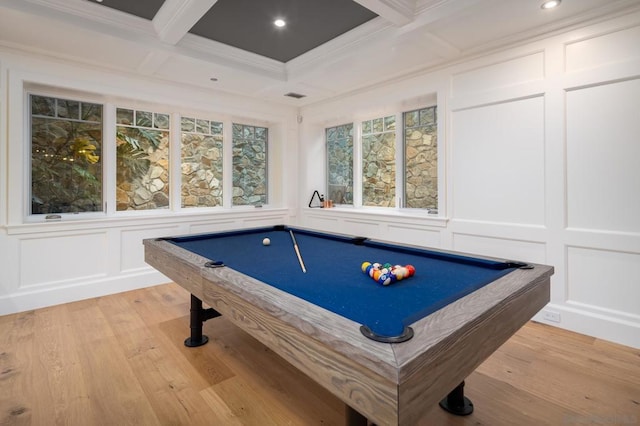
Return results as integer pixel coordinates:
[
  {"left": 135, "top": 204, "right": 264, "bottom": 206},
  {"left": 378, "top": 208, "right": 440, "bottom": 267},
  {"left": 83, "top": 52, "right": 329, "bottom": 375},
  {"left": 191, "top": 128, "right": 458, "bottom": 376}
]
[
  {"left": 153, "top": 0, "right": 219, "bottom": 45},
  {"left": 353, "top": 0, "right": 415, "bottom": 26}
]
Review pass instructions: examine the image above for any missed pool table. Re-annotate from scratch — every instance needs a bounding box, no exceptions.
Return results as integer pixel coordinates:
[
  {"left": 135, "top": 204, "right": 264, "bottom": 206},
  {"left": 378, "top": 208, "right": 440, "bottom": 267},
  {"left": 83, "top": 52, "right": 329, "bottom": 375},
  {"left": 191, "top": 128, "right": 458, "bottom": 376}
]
[{"left": 144, "top": 225, "right": 553, "bottom": 425}]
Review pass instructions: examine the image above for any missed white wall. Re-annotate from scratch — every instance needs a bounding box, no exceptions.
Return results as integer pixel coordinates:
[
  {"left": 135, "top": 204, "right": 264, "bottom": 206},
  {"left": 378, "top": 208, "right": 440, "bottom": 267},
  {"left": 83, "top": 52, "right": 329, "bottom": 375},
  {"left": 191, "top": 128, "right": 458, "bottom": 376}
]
[
  {"left": 298, "top": 11, "right": 640, "bottom": 349},
  {"left": 0, "top": 49, "right": 298, "bottom": 314}
]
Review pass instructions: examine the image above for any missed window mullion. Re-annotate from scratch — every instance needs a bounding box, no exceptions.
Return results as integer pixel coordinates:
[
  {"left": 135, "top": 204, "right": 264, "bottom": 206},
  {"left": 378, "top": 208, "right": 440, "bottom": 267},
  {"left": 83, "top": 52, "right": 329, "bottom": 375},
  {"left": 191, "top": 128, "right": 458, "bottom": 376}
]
[
  {"left": 353, "top": 122, "right": 363, "bottom": 208},
  {"left": 170, "top": 113, "right": 181, "bottom": 211},
  {"left": 396, "top": 112, "right": 403, "bottom": 209},
  {"left": 222, "top": 119, "right": 233, "bottom": 208},
  {"left": 103, "top": 103, "right": 116, "bottom": 216}
]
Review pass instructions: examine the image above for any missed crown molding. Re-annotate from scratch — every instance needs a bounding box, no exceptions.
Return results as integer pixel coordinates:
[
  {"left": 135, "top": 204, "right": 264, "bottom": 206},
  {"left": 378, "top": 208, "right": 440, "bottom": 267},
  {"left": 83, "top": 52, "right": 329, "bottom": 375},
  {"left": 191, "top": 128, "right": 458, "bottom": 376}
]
[
  {"left": 353, "top": 0, "right": 415, "bottom": 26},
  {"left": 458, "top": 0, "right": 640, "bottom": 59},
  {"left": 153, "top": 0, "right": 218, "bottom": 45},
  {"left": 19, "top": 0, "right": 153, "bottom": 36},
  {"left": 286, "top": 17, "right": 393, "bottom": 80}
]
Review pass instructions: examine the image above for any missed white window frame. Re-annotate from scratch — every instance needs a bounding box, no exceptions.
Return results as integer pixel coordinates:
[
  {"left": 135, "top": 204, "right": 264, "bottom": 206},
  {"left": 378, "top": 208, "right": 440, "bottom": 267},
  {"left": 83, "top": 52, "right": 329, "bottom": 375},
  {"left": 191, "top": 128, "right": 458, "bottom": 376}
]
[{"left": 323, "top": 100, "right": 441, "bottom": 216}]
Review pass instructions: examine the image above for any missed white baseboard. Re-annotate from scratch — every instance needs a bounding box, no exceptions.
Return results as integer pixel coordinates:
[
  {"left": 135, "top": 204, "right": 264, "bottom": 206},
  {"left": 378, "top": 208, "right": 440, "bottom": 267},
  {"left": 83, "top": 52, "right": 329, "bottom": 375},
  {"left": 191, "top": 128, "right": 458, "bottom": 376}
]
[
  {"left": 0, "top": 270, "right": 170, "bottom": 315},
  {"left": 534, "top": 303, "right": 640, "bottom": 349}
]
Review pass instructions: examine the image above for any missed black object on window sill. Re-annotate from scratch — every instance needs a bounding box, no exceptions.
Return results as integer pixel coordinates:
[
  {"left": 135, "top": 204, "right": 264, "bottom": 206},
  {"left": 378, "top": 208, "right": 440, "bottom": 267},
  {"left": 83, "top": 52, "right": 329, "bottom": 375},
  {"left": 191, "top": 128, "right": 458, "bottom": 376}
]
[{"left": 308, "top": 190, "right": 324, "bottom": 208}]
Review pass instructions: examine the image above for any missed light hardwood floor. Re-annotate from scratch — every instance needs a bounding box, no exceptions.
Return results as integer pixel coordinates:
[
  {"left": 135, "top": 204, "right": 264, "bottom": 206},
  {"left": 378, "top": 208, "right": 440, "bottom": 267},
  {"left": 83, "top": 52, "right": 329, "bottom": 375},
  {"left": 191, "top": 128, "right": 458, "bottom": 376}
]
[{"left": 1, "top": 283, "right": 638, "bottom": 426}]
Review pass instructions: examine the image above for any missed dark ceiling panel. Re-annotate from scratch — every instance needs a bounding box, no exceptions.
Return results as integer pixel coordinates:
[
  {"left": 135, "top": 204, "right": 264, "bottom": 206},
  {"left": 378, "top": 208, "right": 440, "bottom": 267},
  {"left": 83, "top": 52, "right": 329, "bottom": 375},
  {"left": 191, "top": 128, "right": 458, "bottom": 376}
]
[
  {"left": 88, "top": 0, "right": 165, "bottom": 21},
  {"left": 189, "top": 0, "right": 378, "bottom": 62}
]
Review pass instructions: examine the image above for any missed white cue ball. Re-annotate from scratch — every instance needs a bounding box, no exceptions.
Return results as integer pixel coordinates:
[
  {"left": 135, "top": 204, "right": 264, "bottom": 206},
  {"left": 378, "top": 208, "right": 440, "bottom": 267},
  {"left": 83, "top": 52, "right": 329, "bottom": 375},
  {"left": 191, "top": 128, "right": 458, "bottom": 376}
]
[{"left": 262, "top": 238, "right": 271, "bottom": 246}]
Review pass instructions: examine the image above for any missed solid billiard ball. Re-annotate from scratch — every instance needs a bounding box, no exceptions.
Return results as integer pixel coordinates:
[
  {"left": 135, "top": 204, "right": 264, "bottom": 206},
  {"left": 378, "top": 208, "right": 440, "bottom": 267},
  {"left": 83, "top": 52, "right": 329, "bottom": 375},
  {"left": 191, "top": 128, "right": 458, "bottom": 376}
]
[
  {"left": 406, "top": 265, "right": 415, "bottom": 276},
  {"left": 262, "top": 238, "right": 271, "bottom": 246}
]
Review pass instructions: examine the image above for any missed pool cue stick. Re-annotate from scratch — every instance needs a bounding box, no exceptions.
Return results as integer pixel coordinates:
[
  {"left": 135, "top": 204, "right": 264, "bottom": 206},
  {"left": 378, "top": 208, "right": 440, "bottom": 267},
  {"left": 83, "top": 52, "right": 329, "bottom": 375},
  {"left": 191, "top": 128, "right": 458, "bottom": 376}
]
[{"left": 289, "top": 230, "right": 307, "bottom": 273}]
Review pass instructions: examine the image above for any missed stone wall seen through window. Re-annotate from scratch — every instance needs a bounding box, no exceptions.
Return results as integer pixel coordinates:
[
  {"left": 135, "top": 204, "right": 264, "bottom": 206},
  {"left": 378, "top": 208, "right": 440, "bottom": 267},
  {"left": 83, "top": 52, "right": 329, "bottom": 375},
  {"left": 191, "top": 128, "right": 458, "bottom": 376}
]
[
  {"left": 362, "top": 115, "right": 396, "bottom": 207},
  {"left": 404, "top": 106, "right": 437, "bottom": 210},
  {"left": 232, "top": 123, "right": 267, "bottom": 206},
  {"left": 181, "top": 117, "right": 223, "bottom": 208}
]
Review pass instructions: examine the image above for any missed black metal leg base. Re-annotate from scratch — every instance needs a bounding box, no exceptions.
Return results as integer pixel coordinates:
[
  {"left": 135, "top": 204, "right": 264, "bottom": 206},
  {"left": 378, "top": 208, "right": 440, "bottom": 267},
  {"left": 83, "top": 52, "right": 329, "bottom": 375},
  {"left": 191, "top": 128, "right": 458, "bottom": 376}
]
[
  {"left": 184, "top": 335, "right": 209, "bottom": 347},
  {"left": 439, "top": 381, "right": 474, "bottom": 416},
  {"left": 184, "top": 294, "right": 221, "bottom": 348}
]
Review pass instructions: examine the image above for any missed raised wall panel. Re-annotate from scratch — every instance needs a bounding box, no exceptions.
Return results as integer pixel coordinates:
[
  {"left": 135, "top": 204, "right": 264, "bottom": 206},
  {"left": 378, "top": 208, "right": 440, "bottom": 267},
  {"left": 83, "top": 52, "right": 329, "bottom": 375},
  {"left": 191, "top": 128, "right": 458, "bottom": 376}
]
[
  {"left": 565, "top": 25, "right": 640, "bottom": 73},
  {"left": 452, "top": 233, "right": 547, "bottom": 265},
  {"left": 451, "top": 96, "right": 545, "bottom": 225},
  {"left": 303, "top": 214, "right": 340, "bottom": 232},
  {"left": 120, "top": 226, "right": 181, "bottom": 273},
  {"left": 451, "top": 52, "right": 544, "bottom": 98},
  {"left": 188, "top": 220, "right": 238, "bottom": 235},
  {"left": 566, "top": 78, "right": 640, "bottom": 233},
  {"left": 343, "top": 220, "right": 382, "bottom": 238},
  {"left": 19, "top": 233, "right": 107, "bottom": 288},
  {"left": 567, "top": 246, "right": 640, "bottom": 317},
  {"left": 386, "top": 224, "right": 440, "bottom": 248}
]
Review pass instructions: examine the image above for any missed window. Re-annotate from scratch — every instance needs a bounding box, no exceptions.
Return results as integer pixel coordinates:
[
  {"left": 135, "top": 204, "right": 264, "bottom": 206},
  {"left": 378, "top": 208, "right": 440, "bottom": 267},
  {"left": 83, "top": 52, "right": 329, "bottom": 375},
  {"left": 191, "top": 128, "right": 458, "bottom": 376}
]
[
  {"left": 25, "top": 87, "right": 274, "bottom": 220},
  {"left": 115, "top": 108, "right": 170, "bottom": 211},
  {"left": 30, "top": 94, "right": 103, "bottom": 215},
  {"left": 232, "top": 123, "right": 267, "bottom": 206},
  {"left": 404, "top": 106, "right": 437, "bottom": 210},
  {"left": 326, "top": 123, "right": 353, "bottom": 205},
  {"left": 324, "top": 104, "right": 438, "bottom": 212},
  {"left": 181, "top": 117, "right": 223, "bottom": 208},
  {"left": 361, "top": 115, "right": 396, "bottom": 207}
]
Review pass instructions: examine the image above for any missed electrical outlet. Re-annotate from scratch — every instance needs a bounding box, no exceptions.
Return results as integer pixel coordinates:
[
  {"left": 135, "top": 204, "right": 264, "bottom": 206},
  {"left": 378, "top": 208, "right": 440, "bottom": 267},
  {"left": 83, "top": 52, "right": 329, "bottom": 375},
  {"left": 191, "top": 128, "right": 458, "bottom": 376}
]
[{"left": 542, "top": 309, "right": 561, "bottom": 323}]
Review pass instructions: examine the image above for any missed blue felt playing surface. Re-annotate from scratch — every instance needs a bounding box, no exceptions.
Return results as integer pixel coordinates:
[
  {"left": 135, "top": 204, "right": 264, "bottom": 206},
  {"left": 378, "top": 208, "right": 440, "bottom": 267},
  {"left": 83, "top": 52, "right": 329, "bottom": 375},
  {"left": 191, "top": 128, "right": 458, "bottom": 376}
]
[{"left": 169, "top": 227, "right": 516, "bottom": 338}]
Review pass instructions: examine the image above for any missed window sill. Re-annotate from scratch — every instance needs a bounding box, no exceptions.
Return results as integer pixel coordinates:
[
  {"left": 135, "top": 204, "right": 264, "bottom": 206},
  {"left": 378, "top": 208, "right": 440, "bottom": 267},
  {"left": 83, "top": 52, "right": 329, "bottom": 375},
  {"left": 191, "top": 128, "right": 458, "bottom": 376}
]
[
  {"left": 303, "top": 206, "right": 448, "bottom": 228},
  {"left": 4, "top": 207, "right": 289, "bottom": 235}
]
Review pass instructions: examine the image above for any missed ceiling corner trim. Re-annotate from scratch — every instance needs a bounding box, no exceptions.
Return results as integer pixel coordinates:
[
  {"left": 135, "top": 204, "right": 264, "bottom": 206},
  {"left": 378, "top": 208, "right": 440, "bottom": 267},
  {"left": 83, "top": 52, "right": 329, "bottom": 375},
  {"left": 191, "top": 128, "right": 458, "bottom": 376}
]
[
  {"left": 153, "top": 0, "right": 219, "bottom": 45},
  {"left": 354, "top": 0, "right": 415, "bottom": 26}
]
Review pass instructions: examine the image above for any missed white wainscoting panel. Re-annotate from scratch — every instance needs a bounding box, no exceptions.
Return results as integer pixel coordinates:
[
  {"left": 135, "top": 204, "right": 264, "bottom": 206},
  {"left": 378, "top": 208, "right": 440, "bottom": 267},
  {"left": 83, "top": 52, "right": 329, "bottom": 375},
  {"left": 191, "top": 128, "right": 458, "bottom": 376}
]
[
  {"left": 301, "top": 209, "right": 447, "bottom": 247},
  {"left": 302, "top": 213, "right": 340, "bottom": 231},
  {"left": 343, "top": 219, "right": 384, "bottom": 239},
  {"left": 19, "top": 232, "right": 108, "bottom": 288},
  {"left": 452, "top": 233, "right": 547, "bottom": 265},
  {"left": 386, "top": 224, "right": 441, "bottom": 248},
  {"left": 565, "top": 25, "right": 640, "bottom": 73},
  {"left": 188, "top": 219, "right": 240, "bottom": 235},
  {"left": 566, "top": 78, "right": 640, "bottom": 233},
  {"left": 567, "top": 246, "right": 640, "bottom": 318},
  {"left": 451, "top": 96, "right": 545, "bottom": 225},
  {"left": 120, "top": 225, "right": 182, "bottom": 273}
]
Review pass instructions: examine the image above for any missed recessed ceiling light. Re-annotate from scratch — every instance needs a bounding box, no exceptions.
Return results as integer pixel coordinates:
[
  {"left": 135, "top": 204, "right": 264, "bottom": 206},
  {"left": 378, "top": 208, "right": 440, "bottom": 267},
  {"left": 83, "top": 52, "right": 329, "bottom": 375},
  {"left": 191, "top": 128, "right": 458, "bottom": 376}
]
[
  {"left": 541, "top": 0, "right": 561, "bottom": 9},
  {"left": 274, "top": 19, "right": 286, "bottom": 28}
]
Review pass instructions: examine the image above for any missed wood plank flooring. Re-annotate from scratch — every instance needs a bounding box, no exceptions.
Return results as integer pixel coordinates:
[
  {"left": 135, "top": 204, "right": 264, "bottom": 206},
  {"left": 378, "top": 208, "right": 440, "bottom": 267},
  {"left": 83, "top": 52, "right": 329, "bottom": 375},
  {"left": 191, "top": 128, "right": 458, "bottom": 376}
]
[{"left": 1, "top": 283, "right": 638, "bottom": 426}]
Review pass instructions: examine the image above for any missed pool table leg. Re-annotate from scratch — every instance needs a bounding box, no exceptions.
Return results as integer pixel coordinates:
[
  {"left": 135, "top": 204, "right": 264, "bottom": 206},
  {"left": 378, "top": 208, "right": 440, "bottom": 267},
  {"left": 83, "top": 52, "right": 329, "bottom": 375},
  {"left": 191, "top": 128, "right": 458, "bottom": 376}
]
[
  {"left": 184, "top": 294, "right": 221, "bottom": 347},
  {"left": 345, "top": 406, "right": 371, "bottom": 426},
  {"left": 439, "top": 381, "right": 474, "bottom": 416}
]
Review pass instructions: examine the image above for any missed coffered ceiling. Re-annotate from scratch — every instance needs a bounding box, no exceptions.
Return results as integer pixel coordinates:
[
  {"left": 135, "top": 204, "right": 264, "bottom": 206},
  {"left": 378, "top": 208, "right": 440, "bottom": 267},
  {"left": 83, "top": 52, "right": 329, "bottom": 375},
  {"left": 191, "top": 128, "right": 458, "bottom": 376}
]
[{"left": 0, "top": 0, "right": 638, "bottom": 105}]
